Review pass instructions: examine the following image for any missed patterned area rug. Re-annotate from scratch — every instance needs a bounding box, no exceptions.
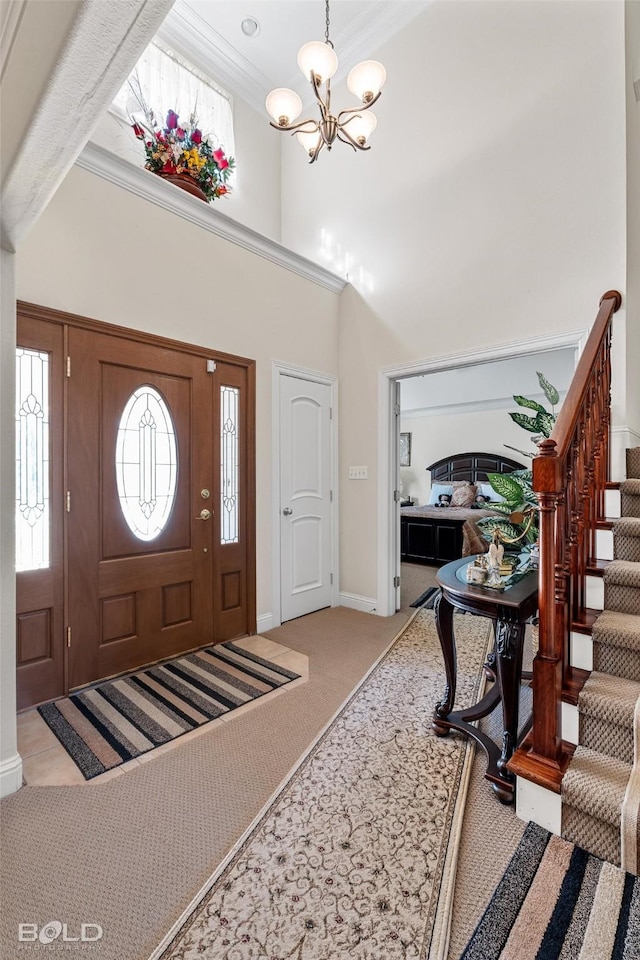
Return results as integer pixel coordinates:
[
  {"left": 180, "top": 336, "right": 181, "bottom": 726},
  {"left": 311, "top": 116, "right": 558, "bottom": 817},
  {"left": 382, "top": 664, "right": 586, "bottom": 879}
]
[
  {"left": 152, "top": 609, "right": 492, "bottom": 960},
  {"left": 461, "top": 821, "right": 640, "bottom": 960},
  {"left": 38, "top": 642, "right": 302, "bottom": 780}
]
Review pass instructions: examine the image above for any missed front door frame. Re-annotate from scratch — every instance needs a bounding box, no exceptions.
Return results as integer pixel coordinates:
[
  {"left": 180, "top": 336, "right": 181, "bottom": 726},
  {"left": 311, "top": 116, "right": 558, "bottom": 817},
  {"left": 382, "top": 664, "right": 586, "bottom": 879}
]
[
  {"left": 16, "top": 300, "right": 257, "bottom": 701},
  {"left": 271, "top": 361, "right": 338, "bottom": 630},
  {"left": 377, "top": 329, "right": 588, "bottom": 617}
]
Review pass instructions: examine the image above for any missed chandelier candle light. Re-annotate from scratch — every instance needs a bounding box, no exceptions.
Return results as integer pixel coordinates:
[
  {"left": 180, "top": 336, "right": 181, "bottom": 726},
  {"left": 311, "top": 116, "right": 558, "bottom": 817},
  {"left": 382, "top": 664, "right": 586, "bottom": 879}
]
[{"left": 265, "top": 0, "right": 386, "bottom": 163}]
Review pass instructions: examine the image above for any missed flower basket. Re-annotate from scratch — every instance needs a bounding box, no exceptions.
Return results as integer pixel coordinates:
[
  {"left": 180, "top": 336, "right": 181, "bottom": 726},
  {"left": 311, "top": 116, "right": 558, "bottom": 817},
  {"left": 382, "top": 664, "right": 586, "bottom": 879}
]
[
  {"left": 132, "top": 108, "right": 234, "bottom": 204},
  {"left": 156, "top": 171, "right": 208, "bottom": 202}
]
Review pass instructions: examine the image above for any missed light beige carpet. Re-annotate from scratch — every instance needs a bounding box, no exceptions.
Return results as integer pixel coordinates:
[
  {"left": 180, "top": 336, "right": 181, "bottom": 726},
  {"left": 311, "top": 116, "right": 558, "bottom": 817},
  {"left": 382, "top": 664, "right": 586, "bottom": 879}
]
[{"left": 1, "top": 604, "right": 527, "bottom": 960}]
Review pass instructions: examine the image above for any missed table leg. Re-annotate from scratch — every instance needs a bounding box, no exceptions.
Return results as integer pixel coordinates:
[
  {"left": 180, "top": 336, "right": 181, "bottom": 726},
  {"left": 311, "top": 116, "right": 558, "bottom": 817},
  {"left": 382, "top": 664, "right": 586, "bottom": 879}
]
[
  {"left": 432, "top": 591, "right": 456, "bottom": 736},
  {"left": 492, "top": 618, "right": 525, "bottom": 803}
]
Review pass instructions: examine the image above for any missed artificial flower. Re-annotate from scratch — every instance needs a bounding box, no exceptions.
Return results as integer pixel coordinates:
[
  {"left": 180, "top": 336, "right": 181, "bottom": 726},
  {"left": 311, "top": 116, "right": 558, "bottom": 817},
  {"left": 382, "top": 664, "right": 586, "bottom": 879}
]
[{"left": 131, "top": 103, "right": 235, "bottom": 203}]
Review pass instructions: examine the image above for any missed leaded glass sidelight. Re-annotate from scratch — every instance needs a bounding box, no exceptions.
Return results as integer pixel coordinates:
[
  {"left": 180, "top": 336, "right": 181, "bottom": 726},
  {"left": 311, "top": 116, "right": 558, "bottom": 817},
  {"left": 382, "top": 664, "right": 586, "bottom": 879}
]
[
  {"left": 221, "top": 386, "right": 239, "bottom": 544},
  {"left": 15, "top": 349, "right": 50, "bottom": 571},
  {"left": 115, "top": 386, "right": 177, "bottom": 541}
]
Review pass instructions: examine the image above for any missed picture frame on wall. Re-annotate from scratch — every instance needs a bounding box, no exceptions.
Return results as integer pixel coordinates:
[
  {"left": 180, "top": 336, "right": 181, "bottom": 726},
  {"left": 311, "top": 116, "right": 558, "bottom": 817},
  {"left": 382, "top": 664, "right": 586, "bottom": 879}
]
[{"left": 400, "top": 432, "right": 411, "bottom": 467}]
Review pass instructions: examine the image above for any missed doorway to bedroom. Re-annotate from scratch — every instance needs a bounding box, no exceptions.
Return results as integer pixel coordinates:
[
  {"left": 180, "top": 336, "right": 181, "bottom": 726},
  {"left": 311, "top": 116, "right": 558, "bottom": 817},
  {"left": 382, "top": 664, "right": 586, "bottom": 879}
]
[{"left": 385, "top": 344, "right": 581, "bottom": 615}]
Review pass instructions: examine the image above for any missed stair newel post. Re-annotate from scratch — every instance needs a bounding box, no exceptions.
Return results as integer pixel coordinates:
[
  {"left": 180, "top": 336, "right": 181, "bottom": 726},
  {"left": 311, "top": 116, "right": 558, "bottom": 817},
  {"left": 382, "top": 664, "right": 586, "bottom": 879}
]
[{"left": 532, "top": 440, "right": 564, "bottom": 761}]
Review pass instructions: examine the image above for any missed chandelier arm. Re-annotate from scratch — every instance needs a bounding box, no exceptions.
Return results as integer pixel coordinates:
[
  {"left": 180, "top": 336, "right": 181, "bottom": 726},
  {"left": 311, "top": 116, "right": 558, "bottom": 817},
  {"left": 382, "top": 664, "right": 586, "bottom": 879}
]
[
  {"left": 269, "top": 118, "right": 320, "bottom": 134},
  {"left": 336, "top": 127, "right": 368, "bottom": 152},
  {"left": 336, "top": 90, "right": 381, "bottom": 124},
  {"left": 308, "top": 139, "right": 325, "bottom": 164},
  {"left": 310, "top": 73, "right": 330, "bottom": 121}
]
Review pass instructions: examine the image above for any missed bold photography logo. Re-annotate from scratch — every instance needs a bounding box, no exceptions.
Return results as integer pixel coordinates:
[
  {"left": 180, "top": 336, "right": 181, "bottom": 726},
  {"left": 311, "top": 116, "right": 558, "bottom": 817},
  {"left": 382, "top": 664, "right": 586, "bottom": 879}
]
[{"left": 18, "top": 921, "right": 103, "bottom": 945}]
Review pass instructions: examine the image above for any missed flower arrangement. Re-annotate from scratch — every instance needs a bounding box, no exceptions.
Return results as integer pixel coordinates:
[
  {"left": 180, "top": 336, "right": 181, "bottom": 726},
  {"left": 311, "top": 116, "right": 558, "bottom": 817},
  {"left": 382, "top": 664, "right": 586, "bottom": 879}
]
[{"left": 132, "top": 107, "right": 234, "bottom": 202}]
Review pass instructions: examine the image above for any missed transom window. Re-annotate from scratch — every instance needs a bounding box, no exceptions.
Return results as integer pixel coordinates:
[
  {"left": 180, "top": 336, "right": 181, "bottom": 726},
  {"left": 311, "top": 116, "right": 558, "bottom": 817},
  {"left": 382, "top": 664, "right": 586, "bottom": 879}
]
[{"left": 113, "top": 41, "right": 235, "bottom": 165}]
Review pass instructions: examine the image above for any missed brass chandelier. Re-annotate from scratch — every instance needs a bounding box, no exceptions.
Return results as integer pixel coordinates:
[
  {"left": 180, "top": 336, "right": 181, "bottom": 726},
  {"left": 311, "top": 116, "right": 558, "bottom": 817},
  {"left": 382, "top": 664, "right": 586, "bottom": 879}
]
[{"left": 265, "top": 0, "right": 386, "bottom": 163}]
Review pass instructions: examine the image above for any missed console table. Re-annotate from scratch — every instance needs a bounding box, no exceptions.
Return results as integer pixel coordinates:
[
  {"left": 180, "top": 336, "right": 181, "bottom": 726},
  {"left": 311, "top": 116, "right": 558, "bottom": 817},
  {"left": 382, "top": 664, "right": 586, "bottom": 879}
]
[{"left": 432, "top": 555, "right": 538, "bottom": 803}]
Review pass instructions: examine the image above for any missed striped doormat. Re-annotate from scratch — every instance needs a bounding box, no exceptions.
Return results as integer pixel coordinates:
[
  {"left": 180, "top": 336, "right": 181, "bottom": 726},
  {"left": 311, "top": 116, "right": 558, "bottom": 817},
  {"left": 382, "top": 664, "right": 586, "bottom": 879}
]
[
  {"left": 38, "top": 642, "right": 302, "bottom": 781},
  {"left": 461, "top": 821, "right": 640, "bottom": 960}
]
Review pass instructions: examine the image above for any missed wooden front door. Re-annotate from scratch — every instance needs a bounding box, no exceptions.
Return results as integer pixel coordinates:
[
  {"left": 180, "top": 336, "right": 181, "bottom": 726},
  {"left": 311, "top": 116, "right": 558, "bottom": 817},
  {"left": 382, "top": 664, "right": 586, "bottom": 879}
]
[
  {"left": 67, "top": 327, "right": 216, "bottom": 688},
  {"left": 16, "top": 304, "right": 256, "bottom": 707}
]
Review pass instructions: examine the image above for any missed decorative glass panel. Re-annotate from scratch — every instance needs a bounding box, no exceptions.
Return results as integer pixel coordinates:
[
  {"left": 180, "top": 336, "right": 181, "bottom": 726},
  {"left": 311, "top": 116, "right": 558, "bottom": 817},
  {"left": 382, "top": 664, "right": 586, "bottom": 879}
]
[
  {"left": 15, "top": 349, "right": 50, "bottom": 571},
  {"left": 221, "top": 386, "right": 239, "bottom": 544},
  {"left": 115, "top": 386, "right": 177, "bottom": 541}
]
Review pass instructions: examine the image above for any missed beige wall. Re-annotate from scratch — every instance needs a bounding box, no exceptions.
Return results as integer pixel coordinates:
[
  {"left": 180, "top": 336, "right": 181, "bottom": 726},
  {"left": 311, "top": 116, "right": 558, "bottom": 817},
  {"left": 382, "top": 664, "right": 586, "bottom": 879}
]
[
  {"left": 400, "top": 409, "right": 534, "bottom": 507},
  {"left": 16, "top": 165, "right": 340, "bottom": 619},
  {"left": 281, "top": 0, "right": 627, "bottom": 600}
]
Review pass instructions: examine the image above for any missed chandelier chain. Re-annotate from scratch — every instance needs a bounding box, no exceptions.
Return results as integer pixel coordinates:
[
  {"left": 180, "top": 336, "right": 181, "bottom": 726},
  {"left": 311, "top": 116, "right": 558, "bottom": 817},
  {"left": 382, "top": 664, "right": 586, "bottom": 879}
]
[{"left": 325, "top": 0, "right": 333, "bottom": 48}]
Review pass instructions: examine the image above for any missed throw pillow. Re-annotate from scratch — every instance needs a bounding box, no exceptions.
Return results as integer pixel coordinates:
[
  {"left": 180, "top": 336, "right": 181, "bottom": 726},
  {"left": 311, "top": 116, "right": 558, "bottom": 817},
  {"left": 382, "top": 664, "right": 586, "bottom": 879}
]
[{"left": 450, "top": 482, "right": 477, "bottom": 507}]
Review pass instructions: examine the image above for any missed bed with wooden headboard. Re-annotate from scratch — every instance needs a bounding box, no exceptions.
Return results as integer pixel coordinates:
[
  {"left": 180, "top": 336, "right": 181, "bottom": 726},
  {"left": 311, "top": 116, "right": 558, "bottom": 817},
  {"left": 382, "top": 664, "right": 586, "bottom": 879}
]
[{"left": 400, "top": 451, "right": 525, "bottom": 565}]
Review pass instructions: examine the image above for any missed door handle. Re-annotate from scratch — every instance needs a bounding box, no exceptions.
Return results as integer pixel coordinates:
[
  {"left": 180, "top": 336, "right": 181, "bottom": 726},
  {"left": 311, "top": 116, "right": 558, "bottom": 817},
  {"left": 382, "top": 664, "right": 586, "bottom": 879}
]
[
  {"left": 196, "top": 509, "right": 212, "bottom": 521},
  {"left": 282, "top": 507, "right": 293, "bottom": 516}
]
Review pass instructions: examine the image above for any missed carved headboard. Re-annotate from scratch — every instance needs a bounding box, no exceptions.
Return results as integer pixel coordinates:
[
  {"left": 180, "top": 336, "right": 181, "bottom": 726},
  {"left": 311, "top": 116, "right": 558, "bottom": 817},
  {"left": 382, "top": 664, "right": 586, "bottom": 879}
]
[{"left": 426, "top": 451, "right": 525, "bottom": 484}]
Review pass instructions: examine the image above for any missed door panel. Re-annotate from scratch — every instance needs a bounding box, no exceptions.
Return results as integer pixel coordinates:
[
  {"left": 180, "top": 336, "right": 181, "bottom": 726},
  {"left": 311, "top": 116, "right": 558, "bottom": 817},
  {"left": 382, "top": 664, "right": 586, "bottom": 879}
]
[
  {"left": 213, "top": 362, "right": 251, "bottom": 640},
  {"left": 67, "top": 328, "right": 214, "bottom": 688},
  {"left": 15, "top": 317, "right": 64, "bottom": 710},
  {"left": 280, "top": 376, "right": 332, "bottom": 622}
]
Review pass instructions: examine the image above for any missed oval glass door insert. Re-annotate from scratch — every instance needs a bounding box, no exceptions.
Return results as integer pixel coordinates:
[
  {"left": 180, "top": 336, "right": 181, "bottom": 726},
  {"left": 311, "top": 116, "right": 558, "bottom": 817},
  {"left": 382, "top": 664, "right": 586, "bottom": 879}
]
[{"left": 115, "top": 386, "right": 178, "bottom": 541}]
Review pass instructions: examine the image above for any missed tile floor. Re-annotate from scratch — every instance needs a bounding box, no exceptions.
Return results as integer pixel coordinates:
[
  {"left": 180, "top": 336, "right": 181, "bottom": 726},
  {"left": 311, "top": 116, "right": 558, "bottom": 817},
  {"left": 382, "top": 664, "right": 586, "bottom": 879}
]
[{"left": 17, "top": 637, "right": 308, "bottom": 787}]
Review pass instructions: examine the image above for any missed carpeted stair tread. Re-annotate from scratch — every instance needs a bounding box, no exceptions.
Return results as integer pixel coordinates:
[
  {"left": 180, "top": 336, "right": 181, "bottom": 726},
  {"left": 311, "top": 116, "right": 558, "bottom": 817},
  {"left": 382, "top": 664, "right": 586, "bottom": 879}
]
[
  {"left": 621, "top": 478, "right": 640, "bottom": 498},
  {"left": 592, "top": 609, "right": 640, "bottom": 682},
  {"left": 604, "top": 560, "right": 640, "bottom": 586},
  {"left": 561, "top": 745, "right": 631, "bottom": 827},
  {"left": 613, "top": 517, "right": 640, "bottom": 537},
  {"left": 613, "top": 517, "right": 640, "bottom": 562},
  {"left": 627, "top": 447, "right": 640, "bottom": 479},
  {"left": 592, "top": 609, "right": 640, "bottom": 650},
  {"left": 578, "top": 672, "right": 640, "bottom": 764}
]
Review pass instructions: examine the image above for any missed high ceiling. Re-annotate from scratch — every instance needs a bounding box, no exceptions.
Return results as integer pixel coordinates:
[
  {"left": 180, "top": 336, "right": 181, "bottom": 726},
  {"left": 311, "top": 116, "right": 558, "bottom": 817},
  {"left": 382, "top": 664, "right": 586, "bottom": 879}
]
[{"left": 157, "top": 0, "right": 429, "bottom": 111}]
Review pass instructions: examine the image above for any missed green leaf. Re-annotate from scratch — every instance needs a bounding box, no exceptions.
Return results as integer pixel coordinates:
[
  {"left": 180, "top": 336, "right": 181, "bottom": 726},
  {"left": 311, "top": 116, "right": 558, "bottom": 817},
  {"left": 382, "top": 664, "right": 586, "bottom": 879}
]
[
  {"left": 509, "top": 411, "right": 540, "bottom": 433},
  {"left": 483, "top": 502, "right": 517, "bottom": 515},
  {"left": 513, "top": 395, "right": 549, "bottom": 415},
  {"left": 511, "top": 469, "right": 533, "bottom": 482},
  {"left": 537, "top": 372, "right": 560, "bottom": 407},
  {"left": 476, "top": 517, "right": 525, "bottom": 543},
  {"left": 485, "top": 472, "right": 523, "bottom": 503},
  {"left": 534, "top": 412, "right": 556, "bottom": 438}
]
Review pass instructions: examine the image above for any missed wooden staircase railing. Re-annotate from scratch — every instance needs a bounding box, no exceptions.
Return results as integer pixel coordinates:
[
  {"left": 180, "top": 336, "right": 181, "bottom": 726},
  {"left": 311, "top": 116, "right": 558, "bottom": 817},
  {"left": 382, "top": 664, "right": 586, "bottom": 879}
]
[{"left": 509, "top": 290, "right": 622, "bottom": 791}]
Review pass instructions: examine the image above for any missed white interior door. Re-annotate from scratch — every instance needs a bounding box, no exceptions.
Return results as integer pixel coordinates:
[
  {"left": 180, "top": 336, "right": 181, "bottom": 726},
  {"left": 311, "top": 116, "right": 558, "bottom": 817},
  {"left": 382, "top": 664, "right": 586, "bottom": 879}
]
[
  {"left": 280, "top": 375, "right": 332, "bottom": 622},
  {"left": 394, "top": 380, "right": 402, "bottom": 611}
]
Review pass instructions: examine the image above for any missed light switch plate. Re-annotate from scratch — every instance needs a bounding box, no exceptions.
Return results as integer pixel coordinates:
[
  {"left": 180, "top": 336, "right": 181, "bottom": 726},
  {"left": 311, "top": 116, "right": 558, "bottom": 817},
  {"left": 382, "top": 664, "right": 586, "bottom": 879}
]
[{"left": 349, "top": 466, "right": 368, "bottom": 479}]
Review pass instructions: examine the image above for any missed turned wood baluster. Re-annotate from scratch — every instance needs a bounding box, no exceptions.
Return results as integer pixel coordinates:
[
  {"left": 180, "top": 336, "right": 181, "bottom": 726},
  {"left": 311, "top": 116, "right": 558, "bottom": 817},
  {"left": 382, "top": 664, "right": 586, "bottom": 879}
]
[{"left": 527, "top": 291, "right": 621, "bottom": 770}]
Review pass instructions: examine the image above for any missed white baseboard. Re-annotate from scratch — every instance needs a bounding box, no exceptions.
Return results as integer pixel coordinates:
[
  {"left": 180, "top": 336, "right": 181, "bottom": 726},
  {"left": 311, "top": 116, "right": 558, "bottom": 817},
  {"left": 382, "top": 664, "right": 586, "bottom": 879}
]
[
  {"left": 570, "top": 630, "right": 594, "bottom": 672},
  {"left": 585, "top": 576, "right": 604, "bottom": 611},
  {"left": 256, "top": 613, "right": 274, "bottom": 634},
  {"left": 595, "top": 528, "right": 614, "bottom": 561},
  {"left": 561, "top": 701, "right": 580, "bottom": 745},
  {"left": 338, "top": 592, "right": 378, "bottom": 614},
  {"left": 0, "top": 753, "right": 23, "bottom": 798},
  {"left": 516, "top": 777, "right": 562, "bottom": 835},
  {"left": 611, "top": 426, "right": 640, "bottom": 481},
  {"left": 605, "top": 489, "right": 621, "bottom": 520}
]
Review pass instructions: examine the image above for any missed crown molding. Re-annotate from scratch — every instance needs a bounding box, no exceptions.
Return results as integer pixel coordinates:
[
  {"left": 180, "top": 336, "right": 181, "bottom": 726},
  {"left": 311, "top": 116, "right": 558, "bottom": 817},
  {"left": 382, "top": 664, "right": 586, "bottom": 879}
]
[
  {"left": 157, "top": 0, "right": 430, "bottom": 113},
  {"left": 156, "top": 3, "right": 272, "bottom": 113},
  {"left": 401, "top": 390, "right": 566, "bottom": 421},
  {"left": 75, "top": 142, "right": 347, "bottom": 294}
]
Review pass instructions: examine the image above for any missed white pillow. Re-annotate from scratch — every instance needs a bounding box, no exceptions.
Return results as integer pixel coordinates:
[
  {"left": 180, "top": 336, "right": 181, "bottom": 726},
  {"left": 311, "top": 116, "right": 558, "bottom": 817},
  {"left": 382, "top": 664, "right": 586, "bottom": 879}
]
[
  {"left": 427, "top": 483, "right": 453, "bottom": 505},
  {"left": 476, "top": 481, "right": 505, "bottom": 502}
]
